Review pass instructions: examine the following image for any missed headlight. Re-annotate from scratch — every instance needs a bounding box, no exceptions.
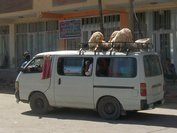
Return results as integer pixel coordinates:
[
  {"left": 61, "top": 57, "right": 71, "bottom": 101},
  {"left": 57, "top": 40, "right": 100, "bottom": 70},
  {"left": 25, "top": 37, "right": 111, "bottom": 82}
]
[{"left": 15, "top": 81, "right": 19, "bottom": 91}]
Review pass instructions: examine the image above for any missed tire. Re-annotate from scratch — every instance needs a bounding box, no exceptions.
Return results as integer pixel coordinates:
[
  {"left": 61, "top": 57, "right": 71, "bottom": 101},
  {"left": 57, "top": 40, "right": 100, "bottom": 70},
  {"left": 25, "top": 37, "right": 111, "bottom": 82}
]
[
  {"left": 30, "top": 92, "right": 50, "bottom": 114},
  {"left": 97, "top": 97, "right": 121, "bottom": 120}
]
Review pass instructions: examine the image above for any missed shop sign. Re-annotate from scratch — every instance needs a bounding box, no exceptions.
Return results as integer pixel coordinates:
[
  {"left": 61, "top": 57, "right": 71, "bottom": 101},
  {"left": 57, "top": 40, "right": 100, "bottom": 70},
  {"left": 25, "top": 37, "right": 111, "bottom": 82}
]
[{"left": 59, "top": 19, "right": 81, "bottom": 39}]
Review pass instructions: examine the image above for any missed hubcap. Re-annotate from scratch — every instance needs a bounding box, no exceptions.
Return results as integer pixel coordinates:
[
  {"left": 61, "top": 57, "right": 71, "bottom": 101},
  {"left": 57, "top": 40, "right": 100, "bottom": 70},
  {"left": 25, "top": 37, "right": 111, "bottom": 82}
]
[
  {"left": 35, "top": 98, "right": 44, "bottom": 109},
  {"left": 104, "top": 103, "right": 115, "bottom": 114}
]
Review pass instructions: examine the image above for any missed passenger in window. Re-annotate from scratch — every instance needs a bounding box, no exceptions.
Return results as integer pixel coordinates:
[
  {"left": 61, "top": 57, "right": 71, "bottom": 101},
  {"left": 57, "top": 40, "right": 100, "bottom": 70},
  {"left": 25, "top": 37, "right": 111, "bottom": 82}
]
[
  {"left": 96, "top": 58, "right": 109, "bottom": 76},
  {"left": 27, "top": 58, "right": 43, "bottom": 73},
  {"left": 85, "top": 60, "right": 93, "bottom": 76},
  {"left": 164, "top": 58, "right": 177, "bottom": 82}
]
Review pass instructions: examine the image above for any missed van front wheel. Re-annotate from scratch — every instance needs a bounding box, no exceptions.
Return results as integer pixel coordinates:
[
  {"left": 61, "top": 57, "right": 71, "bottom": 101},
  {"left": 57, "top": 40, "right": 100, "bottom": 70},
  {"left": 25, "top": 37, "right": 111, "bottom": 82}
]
[
  {"left": 97, "top": 97, "right": 121, "bottom": 120},
  {"left": 30, "top": 92, "right": 49, "bottom": 114}
]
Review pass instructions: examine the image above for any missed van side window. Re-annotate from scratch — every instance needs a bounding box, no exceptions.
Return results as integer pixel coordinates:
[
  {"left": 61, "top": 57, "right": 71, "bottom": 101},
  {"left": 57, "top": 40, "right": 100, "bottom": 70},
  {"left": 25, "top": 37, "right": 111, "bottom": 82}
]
[
  {"left": 143, "top": 55, "right": 162, "bottom": 77},
  {"left": 25, "top": 57, "right": 43, "bottom": 73},
  {"left": 57, "top": 57, "right": 93, "bottom": 76},
  {"left": 96, "top": 57, "right": 137, "bottom": 78}
]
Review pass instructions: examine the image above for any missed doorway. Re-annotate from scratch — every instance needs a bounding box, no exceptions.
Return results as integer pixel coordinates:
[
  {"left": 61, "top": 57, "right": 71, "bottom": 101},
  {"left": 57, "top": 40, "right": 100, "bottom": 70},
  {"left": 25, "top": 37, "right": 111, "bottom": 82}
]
[
  {"left": 154, "top": 33, "right": 174, "bottom": 67},
  {"left": 160, "top": 33, "right": 171, "bottom": 62},
  {"left": 0, "top": 34, "right": 9, "bottom": 68}
]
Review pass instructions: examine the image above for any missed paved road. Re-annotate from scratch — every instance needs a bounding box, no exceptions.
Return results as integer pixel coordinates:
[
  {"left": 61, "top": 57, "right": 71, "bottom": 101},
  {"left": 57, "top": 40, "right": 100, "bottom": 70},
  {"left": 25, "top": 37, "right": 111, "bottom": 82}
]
[{"left": 0, "top": 93, "right": 177, "bottom": 133}]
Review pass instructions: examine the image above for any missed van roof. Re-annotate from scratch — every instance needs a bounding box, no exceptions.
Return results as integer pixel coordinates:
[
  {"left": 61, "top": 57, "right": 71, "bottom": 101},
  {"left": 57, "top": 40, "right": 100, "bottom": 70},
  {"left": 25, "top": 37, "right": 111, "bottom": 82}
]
[{"left": 35, "top": 50, "right": 158, "bottom": 57}]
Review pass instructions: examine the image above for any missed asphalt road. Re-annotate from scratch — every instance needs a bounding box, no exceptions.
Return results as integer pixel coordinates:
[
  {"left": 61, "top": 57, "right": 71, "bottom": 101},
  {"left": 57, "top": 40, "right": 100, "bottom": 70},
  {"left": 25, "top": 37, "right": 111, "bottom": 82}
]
[{"left": 0, "top": 93, "right": 177, "bottom": 133}]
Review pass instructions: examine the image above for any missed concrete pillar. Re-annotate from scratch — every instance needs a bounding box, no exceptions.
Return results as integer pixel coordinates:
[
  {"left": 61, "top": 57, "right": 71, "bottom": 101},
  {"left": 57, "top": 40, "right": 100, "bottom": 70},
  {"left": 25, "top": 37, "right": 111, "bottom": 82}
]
[{"left": 9, "top": 24, "right": 15, "bottom": 68}]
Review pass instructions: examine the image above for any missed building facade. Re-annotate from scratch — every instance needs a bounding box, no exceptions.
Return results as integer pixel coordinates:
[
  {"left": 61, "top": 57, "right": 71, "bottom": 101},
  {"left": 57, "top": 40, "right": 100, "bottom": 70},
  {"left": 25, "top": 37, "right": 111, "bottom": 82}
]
[{"left": 0, "top": 0, "right": 177, "bottom": 70}]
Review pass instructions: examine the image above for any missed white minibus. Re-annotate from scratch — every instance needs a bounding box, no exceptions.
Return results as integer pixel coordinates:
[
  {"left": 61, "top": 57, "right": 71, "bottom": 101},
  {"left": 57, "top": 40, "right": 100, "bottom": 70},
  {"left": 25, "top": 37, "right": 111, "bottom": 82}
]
[{"left": 15, "top": 50, "right": 164, "bottom": 120}]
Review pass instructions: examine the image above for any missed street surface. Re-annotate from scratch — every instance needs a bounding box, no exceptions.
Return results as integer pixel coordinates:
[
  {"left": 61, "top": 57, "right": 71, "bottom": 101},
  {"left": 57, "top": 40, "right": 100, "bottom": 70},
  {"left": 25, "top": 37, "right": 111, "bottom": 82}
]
[{"left": 0, "top": 92, "right": 177, "bottom": 133}]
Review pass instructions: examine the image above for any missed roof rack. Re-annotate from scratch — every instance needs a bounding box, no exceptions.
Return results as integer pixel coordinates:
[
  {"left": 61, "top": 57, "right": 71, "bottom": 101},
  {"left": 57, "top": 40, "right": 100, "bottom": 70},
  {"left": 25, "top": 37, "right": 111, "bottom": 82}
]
[{"left": 79, "top": 38, "right": 153, "bottom": 55}]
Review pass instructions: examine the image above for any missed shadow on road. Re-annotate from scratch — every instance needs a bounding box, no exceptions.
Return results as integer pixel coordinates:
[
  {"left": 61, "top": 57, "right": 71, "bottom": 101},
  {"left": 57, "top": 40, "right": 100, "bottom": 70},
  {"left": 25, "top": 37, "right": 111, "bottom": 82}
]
[
  {"left": 22, "top": 108, "right": 177, "bottom": 128},
  {"left": 160, "top": 101, "right": 177, "bottom": 110},
  {"left": 0, "top": 88, "right": 15, "bottom": 94}
]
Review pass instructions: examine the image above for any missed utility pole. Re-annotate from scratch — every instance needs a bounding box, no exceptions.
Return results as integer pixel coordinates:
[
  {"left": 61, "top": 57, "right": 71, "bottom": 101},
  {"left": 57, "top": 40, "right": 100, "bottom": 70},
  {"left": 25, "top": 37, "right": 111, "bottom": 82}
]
[
  {"left": 98, "top": 0, "right": 104, "bottom": 36},
  {"left": 129, "top": 0, "right": 134, "bottom": 38}
]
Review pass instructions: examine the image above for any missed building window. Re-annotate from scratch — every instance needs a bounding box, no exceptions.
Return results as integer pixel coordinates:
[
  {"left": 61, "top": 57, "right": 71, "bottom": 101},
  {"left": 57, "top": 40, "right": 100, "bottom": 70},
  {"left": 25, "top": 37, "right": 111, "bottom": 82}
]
[
  {"left": 153, "top": 10, "right": 171, "bottom": 30},
  {"left": 16, "top": 23, "right": 28, "bottom": 33},
  {"left": 29, "top": 23, "right": 37, "bottom": 33},
  {"left": 15, "top": 20, "right": 59, "bottom": 67},
  {"left": 104, "top": 15, "right": 120, "bottom": 23},
  {"left": 81, "top": 15, "right": 120, "bottom": 42},
  {"left": 134, "top": 12, "right": 147, "bottom": 39},
  {"left": 82, "top": 17, "right": 100, "bottom": 26},
  {"left": 65, "top": 38, "right": 80, "bottom": 50},
  {"left": 37, "top": 22, "right": 46, "bottom": 32},
  {"left": 0, "top": 26, "right": 9, "bottom": 34},
  {"left": 82, "top": 15, "right": 119, "bottom": 26},
  {"left": 57, "top": 57, "right": 93, "bottom": 76},
  {"left": 46, "top": 20, "right": 58, "bottom": 31}
]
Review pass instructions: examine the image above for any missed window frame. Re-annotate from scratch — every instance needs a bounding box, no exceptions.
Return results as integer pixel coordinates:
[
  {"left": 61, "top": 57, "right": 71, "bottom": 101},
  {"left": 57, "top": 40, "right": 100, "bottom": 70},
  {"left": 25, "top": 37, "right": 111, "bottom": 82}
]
[
  {"left": 24, "top": 56, "right": 43, "bottom": 73},
  {"left": 96, "top": 57, "right": 137, "bottom": 78},
  {"left": 57, "top": 57, "right": 93, "bottom": 76},
  {"left": 143, "top": 55, "right": 162, "bottom": 77}
]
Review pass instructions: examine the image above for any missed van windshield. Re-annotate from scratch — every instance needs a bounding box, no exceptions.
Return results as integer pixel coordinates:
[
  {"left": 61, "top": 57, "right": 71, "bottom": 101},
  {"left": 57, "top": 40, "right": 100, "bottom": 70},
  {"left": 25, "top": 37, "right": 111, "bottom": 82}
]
[
  {"left": 143, "top": 55, "right": 162, "bottom": 77},
  {"left": 96, "top": 57, "right": 137, "bottom": 78}
]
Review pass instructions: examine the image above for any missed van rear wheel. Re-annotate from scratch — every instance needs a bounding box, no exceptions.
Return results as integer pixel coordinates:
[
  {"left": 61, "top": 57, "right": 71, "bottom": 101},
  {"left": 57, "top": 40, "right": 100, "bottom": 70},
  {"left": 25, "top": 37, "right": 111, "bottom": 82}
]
[
  {"left": 30, "top": 92, "right": 49, "bottom": 114},
  {"left": 97, "top": 97, "right": 121, "bottom": 120}
]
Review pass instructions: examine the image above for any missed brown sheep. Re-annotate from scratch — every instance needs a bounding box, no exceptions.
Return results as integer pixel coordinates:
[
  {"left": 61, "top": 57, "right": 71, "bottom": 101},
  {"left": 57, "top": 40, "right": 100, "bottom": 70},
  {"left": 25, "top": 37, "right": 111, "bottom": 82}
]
[
  {"left": 110, "top": 28, "right": 133, "bottom": 51},
  {"left": 88, "top": 31, "right": 104, "bottom": 50},
  {"left": 88, "top": 31, "right": 110, "bottom": 51}
]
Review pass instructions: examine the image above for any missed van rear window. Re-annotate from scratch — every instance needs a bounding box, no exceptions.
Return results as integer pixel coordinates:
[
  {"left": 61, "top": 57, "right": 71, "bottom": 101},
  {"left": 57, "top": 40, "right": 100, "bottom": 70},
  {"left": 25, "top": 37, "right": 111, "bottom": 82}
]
[
  {"left": 96, "top": 57, "right": 137, "bottom": 78},
  {"left": 143, "top": 55, "right": 162, "bottom": 77}
]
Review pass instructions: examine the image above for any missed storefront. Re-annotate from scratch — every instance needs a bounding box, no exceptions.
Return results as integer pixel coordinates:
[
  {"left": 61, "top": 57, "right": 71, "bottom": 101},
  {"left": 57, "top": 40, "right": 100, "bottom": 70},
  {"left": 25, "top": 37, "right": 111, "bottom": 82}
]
[{"left": 0, "top": 0, "right": 177, "bottom": 71}]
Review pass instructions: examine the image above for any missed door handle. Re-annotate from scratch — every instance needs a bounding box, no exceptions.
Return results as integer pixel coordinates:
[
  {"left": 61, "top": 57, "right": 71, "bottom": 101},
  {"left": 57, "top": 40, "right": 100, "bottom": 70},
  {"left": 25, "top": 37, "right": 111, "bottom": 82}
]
[{"left": 58, "top": 78, "right": 61, "bottom": 85}]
